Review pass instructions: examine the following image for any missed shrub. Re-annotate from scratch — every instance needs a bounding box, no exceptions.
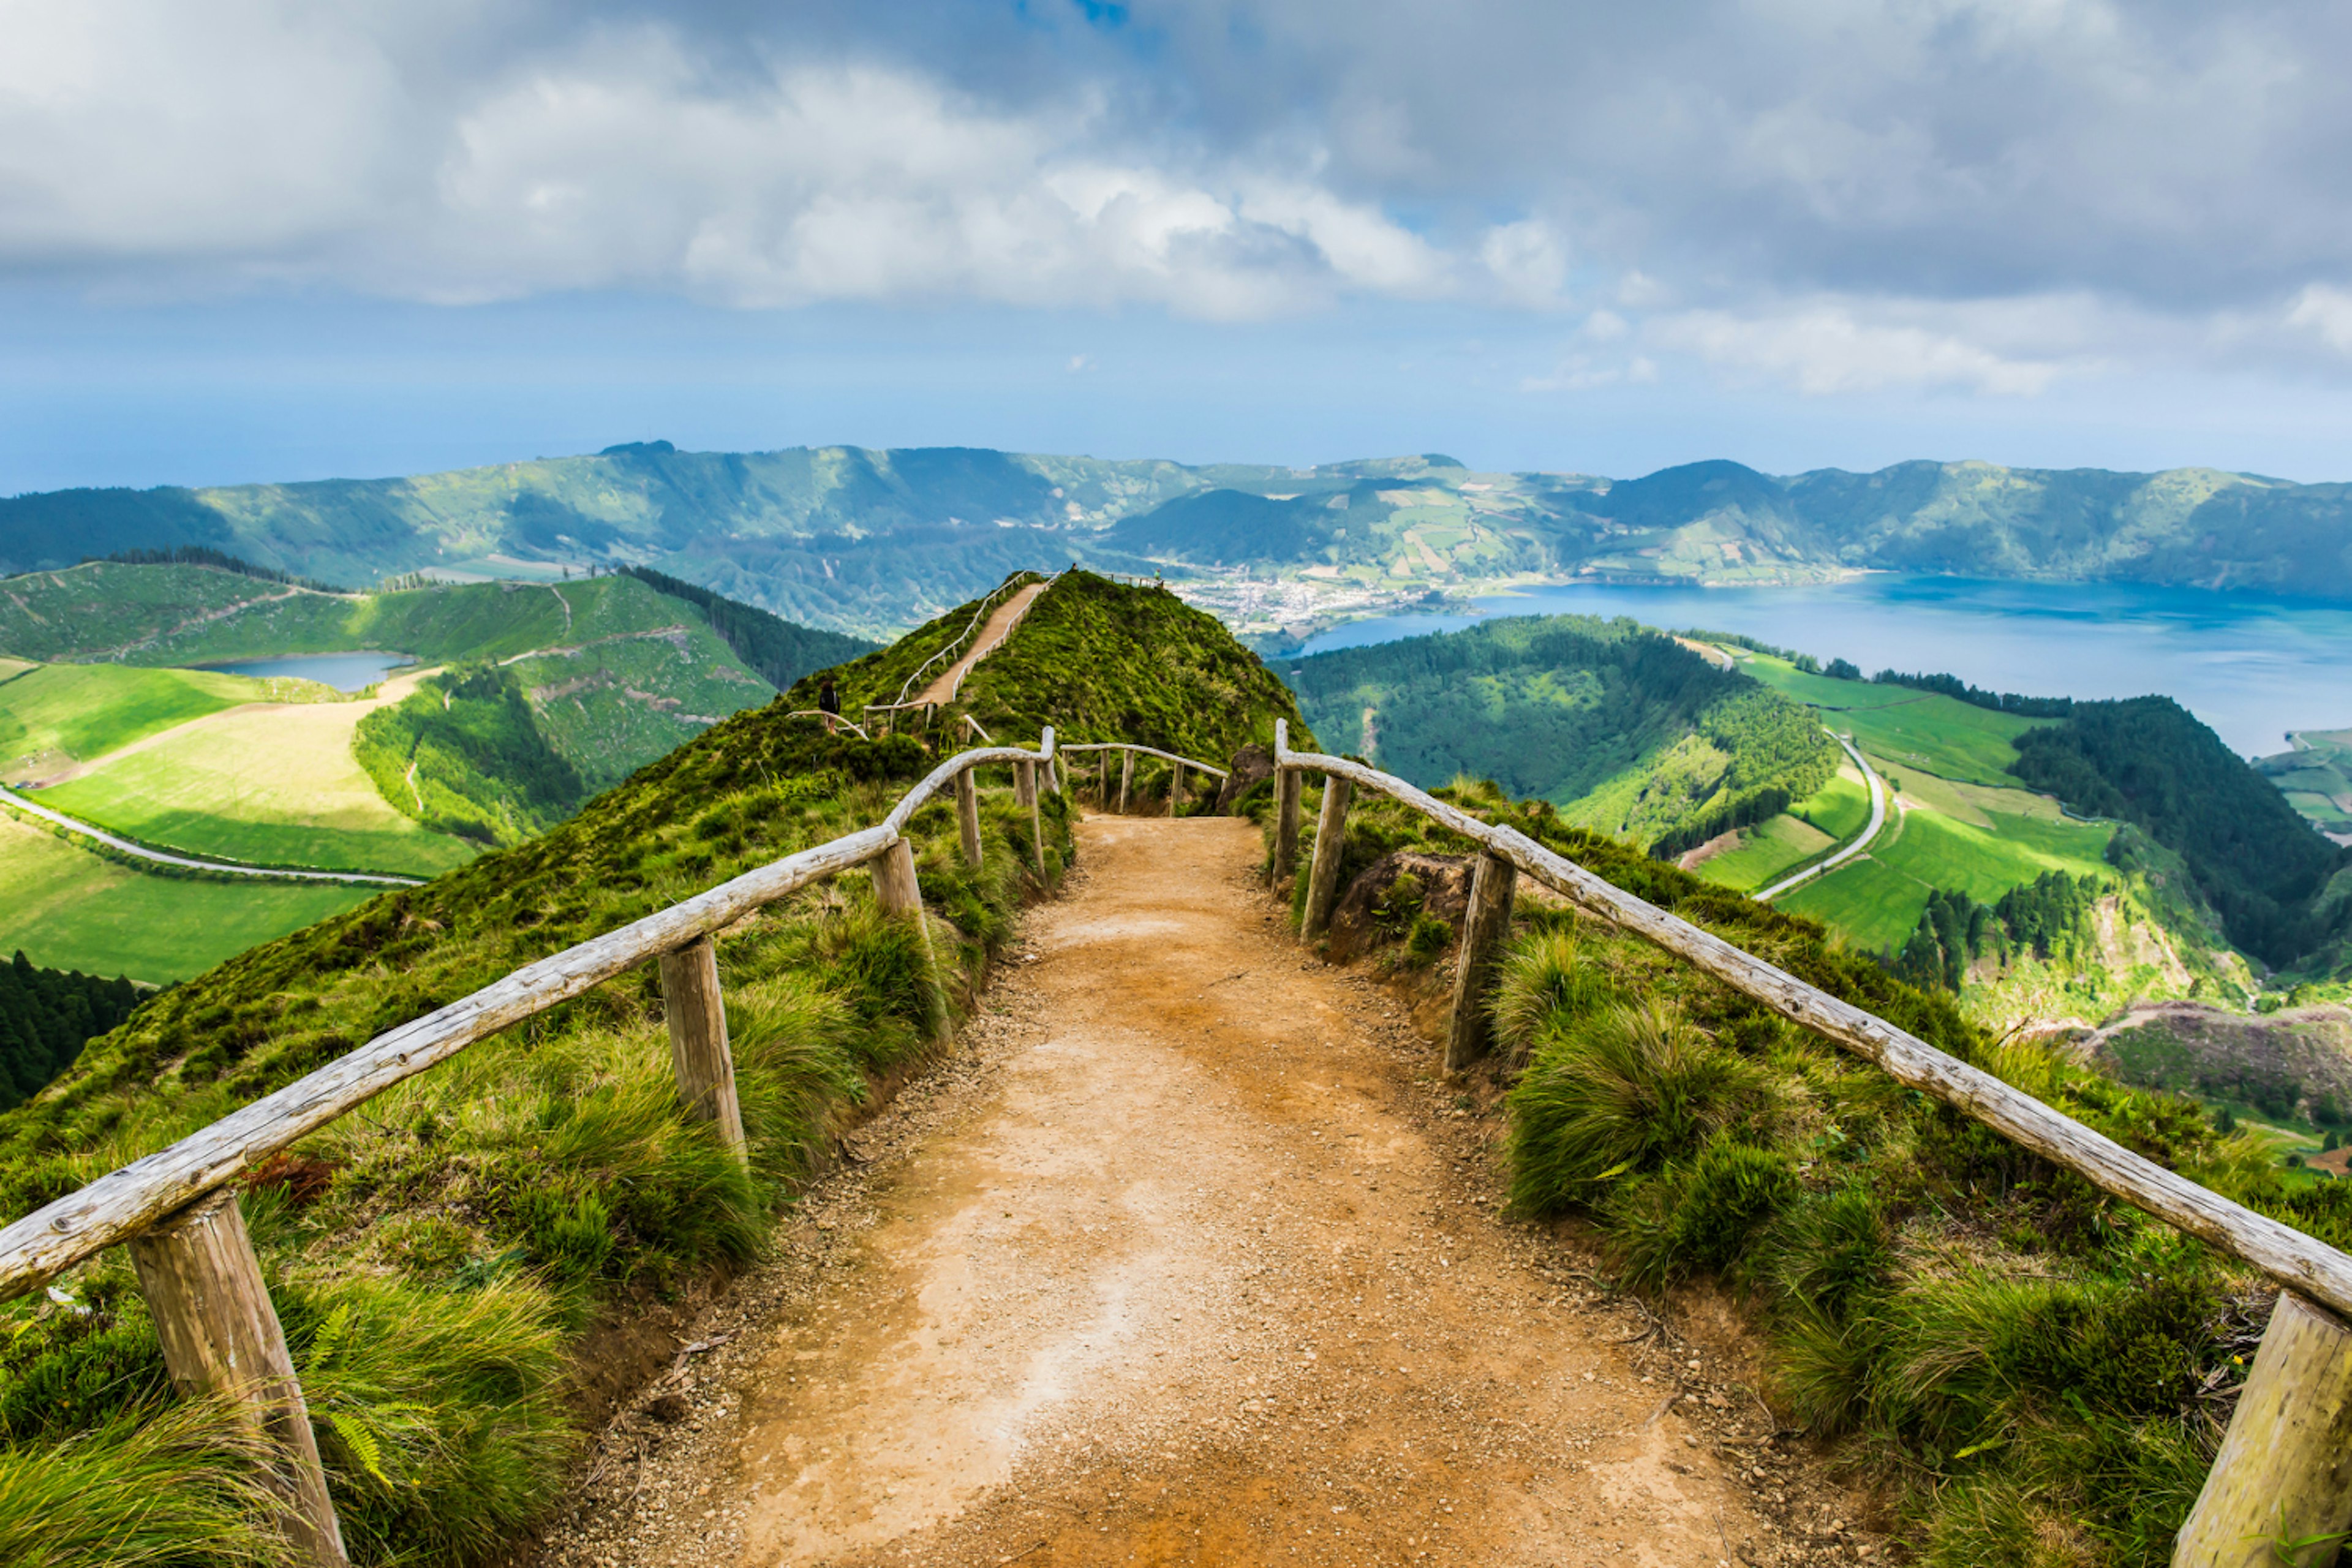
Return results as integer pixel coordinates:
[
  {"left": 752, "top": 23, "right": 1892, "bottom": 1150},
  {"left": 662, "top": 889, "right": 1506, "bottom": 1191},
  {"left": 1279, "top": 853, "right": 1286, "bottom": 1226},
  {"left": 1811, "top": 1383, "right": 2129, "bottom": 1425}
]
[
  {"left": 1487, "top": 924, "right": 1608, "bottom": 1068},
  {"left": 1507, "top": 1002, "right": 1762, "bottom": 1214},
  {"left": 1608, "top": 1133, "right": 1797, "bottom": 1295}
]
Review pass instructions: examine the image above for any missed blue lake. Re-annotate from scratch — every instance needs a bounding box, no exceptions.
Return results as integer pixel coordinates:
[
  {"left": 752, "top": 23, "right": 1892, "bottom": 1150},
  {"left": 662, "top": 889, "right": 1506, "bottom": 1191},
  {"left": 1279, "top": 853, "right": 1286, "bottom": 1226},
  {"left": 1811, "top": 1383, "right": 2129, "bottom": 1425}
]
[
  {"left": 199, "top": 651, "right": 414, "bottom": 693},
  {"left": 1294, "top": 577, "right": 2352, "bottom": 759}
]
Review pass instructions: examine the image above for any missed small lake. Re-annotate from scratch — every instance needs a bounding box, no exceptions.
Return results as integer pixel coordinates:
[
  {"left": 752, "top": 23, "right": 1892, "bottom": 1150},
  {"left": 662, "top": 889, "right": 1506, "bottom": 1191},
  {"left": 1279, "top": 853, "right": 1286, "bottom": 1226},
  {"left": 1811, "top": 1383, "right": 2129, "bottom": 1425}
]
[
  {"left": 1294, "top": 576, "right": 2352, "bottom": 759},
  {"left": 199, "top": 651, "right": 415, "bottom": 693}
]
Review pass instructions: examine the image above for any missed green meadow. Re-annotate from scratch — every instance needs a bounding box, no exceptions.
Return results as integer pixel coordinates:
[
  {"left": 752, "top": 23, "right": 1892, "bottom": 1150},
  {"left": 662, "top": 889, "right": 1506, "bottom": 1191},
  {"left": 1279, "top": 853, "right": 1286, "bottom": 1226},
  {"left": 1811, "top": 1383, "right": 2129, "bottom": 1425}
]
[
  {"left": 0, "top": 663, "right": 307, "bottom": 777},
  {"left": 1683, "top": 655, "right": 2109, "bottom": 951},
  {"left": 0, "top": 812, "right": 369, "bottom": 982},
  {"left": 1779, "top": 778, "right": 2116, "bottom": 951},
  {"left": 1741, "top": 654, "right": 2051, "bottom": 787}
]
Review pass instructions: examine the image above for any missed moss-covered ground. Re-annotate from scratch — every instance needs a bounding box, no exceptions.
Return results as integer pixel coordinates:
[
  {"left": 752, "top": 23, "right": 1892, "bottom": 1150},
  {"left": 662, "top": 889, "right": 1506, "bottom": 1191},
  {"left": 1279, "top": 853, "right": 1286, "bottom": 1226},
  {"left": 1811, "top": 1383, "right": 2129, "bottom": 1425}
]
[{"left": 0, "top": 573, "right": 1303, "bottom": 1567}]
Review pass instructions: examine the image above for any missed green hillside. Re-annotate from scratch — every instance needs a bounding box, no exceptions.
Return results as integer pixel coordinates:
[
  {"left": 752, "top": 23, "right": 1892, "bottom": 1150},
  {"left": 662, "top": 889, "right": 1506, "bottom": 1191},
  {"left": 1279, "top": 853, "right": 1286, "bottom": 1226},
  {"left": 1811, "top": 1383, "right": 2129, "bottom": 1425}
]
[
  {"left": 1284, "top": 775, "right": 2335, "bottom": 1563},
  {"left": 0, "top": 573, "right": 1303, "bottom": 1564},
  {"left": 2256, "top": 729, "right": 2352, "bottom": 840},
  {"left": 13, "top": 446, "right": 2352, "bottom": 641},
  {"left": 1284, "top": 614, "right": 1834, "bottom": 855}
]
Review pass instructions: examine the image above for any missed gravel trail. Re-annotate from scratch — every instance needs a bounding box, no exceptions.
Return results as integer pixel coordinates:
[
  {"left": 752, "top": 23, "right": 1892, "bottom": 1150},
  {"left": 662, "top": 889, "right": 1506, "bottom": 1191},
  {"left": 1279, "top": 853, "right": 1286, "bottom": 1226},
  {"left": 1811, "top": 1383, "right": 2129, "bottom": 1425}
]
[{"left": 538, "top": 813, "right": 1880, "bottom": 1568}]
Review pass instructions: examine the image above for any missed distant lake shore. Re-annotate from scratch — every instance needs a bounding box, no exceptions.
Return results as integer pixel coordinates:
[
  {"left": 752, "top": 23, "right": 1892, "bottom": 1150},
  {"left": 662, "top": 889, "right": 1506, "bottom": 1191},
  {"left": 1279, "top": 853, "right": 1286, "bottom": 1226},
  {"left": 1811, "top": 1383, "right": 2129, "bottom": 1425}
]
[
  {"left": 197, "top": 650, "right": 415, "bottom": 693},
  {"left": 1292, "top": 576, "right": 2352, "bottom": 758}
]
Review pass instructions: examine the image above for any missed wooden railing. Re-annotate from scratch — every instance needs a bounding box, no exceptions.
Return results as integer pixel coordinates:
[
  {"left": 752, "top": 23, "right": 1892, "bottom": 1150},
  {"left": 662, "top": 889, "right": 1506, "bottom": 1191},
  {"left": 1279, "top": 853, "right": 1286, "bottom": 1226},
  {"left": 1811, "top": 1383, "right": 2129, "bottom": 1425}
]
[
  {"left": 1270, "top": 719, "right": 2352, "bottom": 1564},
  {"left": 1061, "top": 742, "right": 1227, "bottom": 816},
  {"left": 7, "top": 710, "right": 2334, "bottom": 1563},
  {"left": 0, "top": 726, "right": 1109, "bottom": 1567}
]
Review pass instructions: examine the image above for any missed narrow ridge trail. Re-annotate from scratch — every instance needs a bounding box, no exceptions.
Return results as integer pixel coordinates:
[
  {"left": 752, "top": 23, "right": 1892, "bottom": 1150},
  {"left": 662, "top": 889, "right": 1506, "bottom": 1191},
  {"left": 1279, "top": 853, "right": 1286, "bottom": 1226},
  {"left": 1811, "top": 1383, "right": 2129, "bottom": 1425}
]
[
  {"left": 913, "top": 582, "right": 1048, "bottom": 709},
  {"left": 543, "top": 815, "right": 1861, "bottom": 1568}
]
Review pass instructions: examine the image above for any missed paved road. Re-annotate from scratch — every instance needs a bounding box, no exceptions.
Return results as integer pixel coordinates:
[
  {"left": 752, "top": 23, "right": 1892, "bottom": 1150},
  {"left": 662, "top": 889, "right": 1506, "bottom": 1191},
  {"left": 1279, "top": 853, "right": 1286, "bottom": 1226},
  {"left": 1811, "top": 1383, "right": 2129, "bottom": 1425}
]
[
  {"left": 0, "top": 784, "right": 424, "bottom": 887},
  {"left": 1754, "top": 733, "right": 1886, "bottom": 902}
]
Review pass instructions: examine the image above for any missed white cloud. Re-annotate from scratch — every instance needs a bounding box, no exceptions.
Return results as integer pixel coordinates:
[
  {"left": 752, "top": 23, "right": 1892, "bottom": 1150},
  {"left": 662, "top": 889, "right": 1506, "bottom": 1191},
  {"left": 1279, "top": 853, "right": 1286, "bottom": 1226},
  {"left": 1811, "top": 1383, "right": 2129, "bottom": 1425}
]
[
  {"left": 1477, "top": 219, "right": 1568, "bottom": 307},
  {"left": 2288, "top": 285, "right": 2352, "bottom": 355},
  {"left": 1650, "top": 301, "right": 2073, "bottom": 395}
]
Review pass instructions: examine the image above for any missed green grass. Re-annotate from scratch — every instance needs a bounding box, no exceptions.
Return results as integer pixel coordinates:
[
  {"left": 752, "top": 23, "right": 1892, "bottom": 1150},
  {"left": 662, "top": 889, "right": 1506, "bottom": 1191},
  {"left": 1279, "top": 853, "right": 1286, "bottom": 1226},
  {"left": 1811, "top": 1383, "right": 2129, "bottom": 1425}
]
[
  {"left": 0, "top": 572, "right": 1302, "bottom": 1567},
  {"left": 1293, "top": 780, "right": 2339, "bottom": 1565},
  {"left": 1791, "top": 769, "right": 1871, "bottom": 842},
  {"left": 0, "top": 665, "right": 296, "bottom": 776},
  {"left": 0, "top": 812, "right": 370, "bottom": 982},
  {"left": 35, "top": 696, "right": 476, "bottom": 876},
  {"left": 1781, "top": 787, "right": 2116, "bottom": 952},
  {"left": 1690, "top": 813, "right": 1834, "bottom": 894},
  {"left": 1743, "top": 654, "right": 2051, "bottom": 788}
]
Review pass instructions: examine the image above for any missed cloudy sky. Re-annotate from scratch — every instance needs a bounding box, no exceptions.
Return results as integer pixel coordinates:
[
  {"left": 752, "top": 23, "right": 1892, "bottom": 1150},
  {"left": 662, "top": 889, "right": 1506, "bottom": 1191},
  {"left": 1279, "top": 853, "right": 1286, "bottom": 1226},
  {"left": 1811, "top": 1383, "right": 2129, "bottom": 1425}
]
[{"left": 5, "top": 0, "right": 2351, "bottom": 491}]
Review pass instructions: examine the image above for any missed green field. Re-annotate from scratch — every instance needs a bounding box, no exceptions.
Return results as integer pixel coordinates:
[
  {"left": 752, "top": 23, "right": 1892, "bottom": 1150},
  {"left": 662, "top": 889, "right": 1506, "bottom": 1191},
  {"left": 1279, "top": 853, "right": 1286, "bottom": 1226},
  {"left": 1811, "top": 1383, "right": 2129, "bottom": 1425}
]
[
  {"left": 0, "top": 663, "right": 317, "bottom": 778},
  {"left": 1741, "top": 654, "right": 2051, "bottom": 787},
  {"left": 1779, "top": 787, "right": 2115, "bottom": 951},
  {"left": 0, "top": 812, "right": 370, "bottom": 982},
  {"left": 36, "top": 690, "right": 478, "bottom": 876},
  {"left": 1690, "top": 812, "right": 1834, "bottom": 892}
]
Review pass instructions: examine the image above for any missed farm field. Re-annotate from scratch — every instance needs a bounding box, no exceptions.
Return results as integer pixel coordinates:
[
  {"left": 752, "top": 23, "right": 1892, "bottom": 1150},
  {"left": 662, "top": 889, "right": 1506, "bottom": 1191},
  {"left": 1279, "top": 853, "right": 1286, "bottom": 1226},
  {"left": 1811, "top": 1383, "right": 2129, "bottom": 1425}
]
[
  {"left": 0, "top": 812, "right": 370, "bottom": 981},
  {"left": 1689, "top": 810, "right": 1834, "bottom": 893},
  {"left": 0, "top": 662, "right": 326, "bottom": 780},
  {"left": 1779, "top": 769, "right": 2115, "bottom": 951},
  {"left": 1740, "top": 653, "right": 2052, "bottom": 787},
  {"left": 34, "top": 684, "right": 478, "bottom": 876}
]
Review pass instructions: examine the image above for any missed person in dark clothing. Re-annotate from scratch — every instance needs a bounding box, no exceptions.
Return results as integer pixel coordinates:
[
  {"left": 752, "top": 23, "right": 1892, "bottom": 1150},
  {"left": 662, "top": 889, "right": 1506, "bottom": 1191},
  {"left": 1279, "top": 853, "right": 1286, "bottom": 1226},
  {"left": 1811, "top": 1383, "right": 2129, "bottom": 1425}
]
[{"left": 818, "top": 676, "right": 841, "bottom": 734}]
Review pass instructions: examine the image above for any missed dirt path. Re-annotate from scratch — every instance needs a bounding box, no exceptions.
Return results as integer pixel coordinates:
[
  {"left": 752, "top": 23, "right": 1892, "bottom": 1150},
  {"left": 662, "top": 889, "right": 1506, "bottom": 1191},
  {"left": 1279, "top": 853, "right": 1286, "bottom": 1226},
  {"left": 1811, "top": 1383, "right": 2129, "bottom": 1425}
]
[
  {"left": 539, "top": 816, "right": 1874, "bottom": 1568},
  {"left": 914, "top": 582, "right": 1047, "bottom": 708}
]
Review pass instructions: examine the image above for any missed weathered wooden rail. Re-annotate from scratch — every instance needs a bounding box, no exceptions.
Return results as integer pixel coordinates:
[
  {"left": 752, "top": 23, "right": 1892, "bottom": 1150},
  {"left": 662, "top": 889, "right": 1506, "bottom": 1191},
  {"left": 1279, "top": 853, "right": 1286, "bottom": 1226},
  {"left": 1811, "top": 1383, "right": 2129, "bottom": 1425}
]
[
  {"left": 1270, "top": 719, "right": 2352, "bottom": 1566},
  {"left": 1060, "top": 741, "right": 1227, "bottom": 817},
  {"left": 0, "top": 725, "right": 1140, "bottom": 1566},
  {"left": 7, "top": 702, "right": 2338, "bottom": 1565}
]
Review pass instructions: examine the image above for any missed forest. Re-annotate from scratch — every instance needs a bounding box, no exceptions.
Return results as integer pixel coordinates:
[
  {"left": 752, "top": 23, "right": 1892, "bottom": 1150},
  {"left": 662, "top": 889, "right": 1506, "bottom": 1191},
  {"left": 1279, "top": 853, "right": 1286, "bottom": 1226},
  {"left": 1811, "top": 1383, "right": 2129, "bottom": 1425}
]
[
  {"left": 621, "top": 566, "right": 873, "bottom": 689},
  {"left": 352, "top": 664, "right": 588, "bottom": 845},
  {"left": 1286, "top": 614, "right": 1834, "bottom": 854},
  {"left": 2007, "top": 696, "right": 2350, "bottom": 968},
  {"left": 1890, "top": 871, "right": 2105, "bottom": 992},
  {"left": 0, "top": 951, "right": 138, "bottom": 1114}
]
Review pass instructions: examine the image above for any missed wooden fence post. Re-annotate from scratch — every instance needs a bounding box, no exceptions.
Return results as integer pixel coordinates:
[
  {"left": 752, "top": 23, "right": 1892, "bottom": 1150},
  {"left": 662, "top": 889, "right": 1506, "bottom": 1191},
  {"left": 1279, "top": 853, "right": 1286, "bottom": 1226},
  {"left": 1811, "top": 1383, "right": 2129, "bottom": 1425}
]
[
  {"left": 1171, "top": 761, "right": 1185, "bottom": 817},
  {"left": 1118, "top": 750, "right": 1134, "bottom": 814},
  {"left": 955, "top": 764, "right": 984, "bottom": 868},
  {"left": 1301, "top": 776, "right": 1354, "bottom": 939},
  {"left": 869, "top": 838, "right": 951, "bottom": 1044},
  {"left": 658, "top": 937, "right": 748, "bottom": 1160},
  {"left": 127, "top": 1192, "right": 349, "bottom": 1568},
  {"left": 1272, "top": 766, "right": 1302, "bottom": 886},
  {"left": 1014, "top": 760, "right": 1045, "bottom": 873},
  {"left": 1098, "top": 750, "right": 1110, "bottom": 807},
  {"left": 1445, "top": 851, "right": 1518, "bottom": 1071},
  {"left": 2174, "top": 1291, "right": 2352, "bottom": 1566}
]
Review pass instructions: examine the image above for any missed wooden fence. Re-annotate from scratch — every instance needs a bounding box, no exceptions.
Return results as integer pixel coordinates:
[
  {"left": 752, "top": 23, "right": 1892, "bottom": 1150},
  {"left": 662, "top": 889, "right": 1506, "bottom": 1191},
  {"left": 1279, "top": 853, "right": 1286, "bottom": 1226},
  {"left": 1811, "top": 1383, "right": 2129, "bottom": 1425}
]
[
  {"left": 1270, "top": 718, "right": 2352, "bottom": 1566},
  {"left": 0, "top": 728, "right": 1114, "bottom": 1567},
  {"left": 1, "top": 711, "right": 2341, "bottom": 1566}
]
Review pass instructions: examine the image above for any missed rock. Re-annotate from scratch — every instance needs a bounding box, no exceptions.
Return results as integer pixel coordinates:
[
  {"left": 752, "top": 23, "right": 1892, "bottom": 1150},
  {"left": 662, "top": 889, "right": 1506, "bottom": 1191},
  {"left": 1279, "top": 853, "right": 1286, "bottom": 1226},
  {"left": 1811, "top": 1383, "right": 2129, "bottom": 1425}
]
[
  {"left": 1214, "top": 744, "right": 1274, "bottom": 815},
  {"left": 647, "top": 1393, "right": 692, "bottom": 1424},
  {"left": 1324, "top": 851, "right": 1473, "bottom": 961}
]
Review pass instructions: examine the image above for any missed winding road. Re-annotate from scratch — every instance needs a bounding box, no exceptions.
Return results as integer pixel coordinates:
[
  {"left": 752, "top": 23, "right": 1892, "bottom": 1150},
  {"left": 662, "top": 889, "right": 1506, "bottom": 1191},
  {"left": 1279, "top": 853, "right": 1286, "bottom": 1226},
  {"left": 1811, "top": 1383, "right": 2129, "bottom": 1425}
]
[
  {"left": 1754, "top": 732, "right": 1887, "bottom": 902},
  {"left": 0, "top": 783, "right": 424, "bottom": 886}
]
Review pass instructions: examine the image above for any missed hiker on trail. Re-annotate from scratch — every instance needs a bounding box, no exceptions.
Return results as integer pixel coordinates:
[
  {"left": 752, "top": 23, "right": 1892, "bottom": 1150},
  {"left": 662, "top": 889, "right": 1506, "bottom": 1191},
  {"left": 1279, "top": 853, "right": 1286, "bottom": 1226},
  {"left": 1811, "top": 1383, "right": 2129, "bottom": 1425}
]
[{"left": 818, "top": 676, "right": 840, "bottom": 734}]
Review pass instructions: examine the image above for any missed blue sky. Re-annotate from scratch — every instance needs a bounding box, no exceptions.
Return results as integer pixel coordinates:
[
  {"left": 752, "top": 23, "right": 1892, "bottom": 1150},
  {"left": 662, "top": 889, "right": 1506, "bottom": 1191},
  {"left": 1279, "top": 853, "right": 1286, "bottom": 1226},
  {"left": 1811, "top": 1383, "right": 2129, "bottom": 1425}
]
[{"left": 6, "top": 1, "right": 2352, "bottom": 491}]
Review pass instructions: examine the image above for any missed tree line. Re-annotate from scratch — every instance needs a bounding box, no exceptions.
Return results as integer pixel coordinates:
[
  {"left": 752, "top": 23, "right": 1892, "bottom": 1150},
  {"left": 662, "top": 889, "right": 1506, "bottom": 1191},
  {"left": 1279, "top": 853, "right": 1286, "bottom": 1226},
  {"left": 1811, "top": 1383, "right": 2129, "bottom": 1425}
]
[{"left": 0, "top": 951, "right": 139, "bottom": 1112}]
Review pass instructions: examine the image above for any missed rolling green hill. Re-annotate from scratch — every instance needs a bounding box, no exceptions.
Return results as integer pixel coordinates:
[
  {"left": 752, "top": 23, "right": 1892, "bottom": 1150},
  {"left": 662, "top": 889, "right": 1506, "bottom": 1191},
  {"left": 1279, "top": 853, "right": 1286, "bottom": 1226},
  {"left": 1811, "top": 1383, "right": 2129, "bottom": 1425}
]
[
  {"left": 0, "top": 564, "right": 869, "bottom": 981},
  {"left": 0, "top": 571, "right": 1302, "bottom": 1563},
  {"left": 1283, "top": 614, "right": 1834, "bottom": 856},
  {"left": 13, "top": 445, "right": 2352, "bottom": 640}
]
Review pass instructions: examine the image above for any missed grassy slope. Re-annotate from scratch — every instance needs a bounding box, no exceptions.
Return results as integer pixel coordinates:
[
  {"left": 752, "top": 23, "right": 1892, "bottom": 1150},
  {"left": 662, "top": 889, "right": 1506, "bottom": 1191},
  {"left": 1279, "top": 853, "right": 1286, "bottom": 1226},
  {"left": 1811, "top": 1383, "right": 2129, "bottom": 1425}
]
[
  {"left": 2256, "top": 729, "right": 2352, "bottom": 837},
  {"left": 0, "top": 813, "right": 369, "bottom": 982},
  {"left": 0, "top": 664, "right": 296, "bottom": 775},
  {"left": 1284, "top": 780, "right": 2345, "bottom": 1565},
  {"left": 0, "top": 573, "right": 1301, "bottom": 1567},
  {"left": 1742, "top": 654, "right": 2049, "bottom": 788},
  {"left": 35, "top": 699, "right": 476, "bottom": 877}
]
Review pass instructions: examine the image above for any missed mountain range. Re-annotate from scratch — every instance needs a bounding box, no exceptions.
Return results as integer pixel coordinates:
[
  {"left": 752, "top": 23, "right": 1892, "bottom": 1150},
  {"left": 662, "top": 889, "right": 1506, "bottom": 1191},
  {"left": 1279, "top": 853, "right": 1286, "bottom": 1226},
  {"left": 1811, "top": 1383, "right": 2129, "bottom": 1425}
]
[{"left": 7, "top": 445, "right": 2352, "bottom": 639}]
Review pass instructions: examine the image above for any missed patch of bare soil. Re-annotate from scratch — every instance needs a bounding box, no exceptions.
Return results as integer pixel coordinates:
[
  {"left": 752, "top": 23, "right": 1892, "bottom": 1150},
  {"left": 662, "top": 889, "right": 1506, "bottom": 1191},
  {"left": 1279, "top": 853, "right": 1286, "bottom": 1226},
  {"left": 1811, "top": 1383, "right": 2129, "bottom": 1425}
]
[{"left": 534, "top": 816, "right": 1885, "bottom": 1567}]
